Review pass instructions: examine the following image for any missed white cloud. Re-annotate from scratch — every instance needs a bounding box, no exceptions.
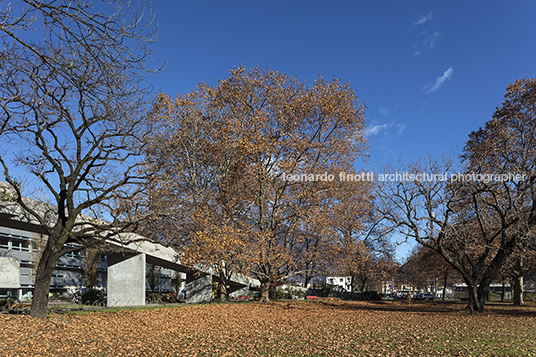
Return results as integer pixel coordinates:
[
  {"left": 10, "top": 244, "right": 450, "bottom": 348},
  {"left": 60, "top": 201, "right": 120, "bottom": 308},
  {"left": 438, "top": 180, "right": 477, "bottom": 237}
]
[
  {"left": 420, "top": 101, "right": 428, "bottom": 112},
  {"left": 413, "top": 30, "right": 441, "bottom": 57},
  {"left": 413, "top": 11, "right": 433, "bottom": 26},
  {"left": 379, "top": 104, "right": 400, "bottom": 117},
  {"left": 379, "top": 107, "right": 390, "bottom": 116},
  {"left": 425, "top": 31, "right": 441, "bottom": 49},
  {"left": 366, "top": 123, "right": 389, "bottom": 136},
  {"left": 366, "top": 120, "right": 407, "bottom": 137},
  {"left": 395, "top": 123, "right": 407, "bottom": 135},
  {"left": 424, "top": 67, "right": 453, "bottom": 93}
]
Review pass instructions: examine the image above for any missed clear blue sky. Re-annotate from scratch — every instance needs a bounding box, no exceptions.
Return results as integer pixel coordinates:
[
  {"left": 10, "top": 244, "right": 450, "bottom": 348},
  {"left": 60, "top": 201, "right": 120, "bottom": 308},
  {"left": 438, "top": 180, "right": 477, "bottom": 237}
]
[{"left": 148, "top": 1, "right": 536, "bottom": 259}]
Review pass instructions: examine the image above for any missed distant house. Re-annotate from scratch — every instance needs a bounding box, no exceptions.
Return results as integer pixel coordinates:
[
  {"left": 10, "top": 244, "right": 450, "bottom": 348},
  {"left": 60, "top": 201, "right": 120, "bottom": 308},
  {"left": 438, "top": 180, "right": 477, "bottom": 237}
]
[{"left": 326, "top": 276, "right": 352, "bottom": 292}]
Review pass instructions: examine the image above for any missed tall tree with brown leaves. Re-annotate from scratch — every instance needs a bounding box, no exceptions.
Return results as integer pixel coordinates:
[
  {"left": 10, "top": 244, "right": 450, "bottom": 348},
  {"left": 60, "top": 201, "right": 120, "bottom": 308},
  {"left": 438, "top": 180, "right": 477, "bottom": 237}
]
[
  {"left": 144, "top": 67, "right": 369, "bottom": 302},
  {"left": 403, "top": 245, "right": 459, "bottom": 298},
  {"left": 326, "top": 178, "right": 394, "bottom": 298}
]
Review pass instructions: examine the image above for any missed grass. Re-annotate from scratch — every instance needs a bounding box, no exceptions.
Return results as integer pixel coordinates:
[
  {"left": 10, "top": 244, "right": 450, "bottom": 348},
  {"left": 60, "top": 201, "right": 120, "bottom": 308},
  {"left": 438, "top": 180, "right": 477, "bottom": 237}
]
[{"left": 2, "top": 299, "right": 536, "bottom": 356}]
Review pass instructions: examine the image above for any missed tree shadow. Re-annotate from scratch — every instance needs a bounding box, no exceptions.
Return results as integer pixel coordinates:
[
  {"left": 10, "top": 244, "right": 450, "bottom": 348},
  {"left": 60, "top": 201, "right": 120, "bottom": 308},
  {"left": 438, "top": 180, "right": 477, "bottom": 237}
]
[{"left": 308, "top": 299, "right": 536, "bottom": 317}]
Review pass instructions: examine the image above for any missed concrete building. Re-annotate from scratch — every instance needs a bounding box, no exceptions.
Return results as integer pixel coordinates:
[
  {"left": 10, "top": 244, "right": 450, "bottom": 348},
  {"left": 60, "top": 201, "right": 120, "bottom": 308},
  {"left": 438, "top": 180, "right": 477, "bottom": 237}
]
[
  {"left": 0, "top": 188, "right": 257, "bottom": 305},
  {"left": 0, "top": 224, "right": 180, "bottom": 301},
  {"left": 0, "top": 222, "right": 191, "bottom": 302}
]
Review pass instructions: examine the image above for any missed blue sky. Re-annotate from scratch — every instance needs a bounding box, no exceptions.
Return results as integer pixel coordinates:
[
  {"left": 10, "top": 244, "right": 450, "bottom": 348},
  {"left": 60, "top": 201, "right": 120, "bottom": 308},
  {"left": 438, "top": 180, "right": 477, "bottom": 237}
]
[
  {"left": 151, "top": 1, "right": 535, "bottom": 167},
  {"left": 5, "top": 1, "right": 535, "bottom": 259},
  {"left": 148, "top": 1, "right": 536, "bottom": 259}
]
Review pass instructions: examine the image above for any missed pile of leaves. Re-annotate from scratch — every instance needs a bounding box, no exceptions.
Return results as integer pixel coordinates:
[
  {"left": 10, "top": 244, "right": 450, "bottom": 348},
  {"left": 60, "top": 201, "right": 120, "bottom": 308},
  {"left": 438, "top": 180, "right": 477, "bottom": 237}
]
[{"left": 1, "top": 300, "right": 536, "bottom": 356}]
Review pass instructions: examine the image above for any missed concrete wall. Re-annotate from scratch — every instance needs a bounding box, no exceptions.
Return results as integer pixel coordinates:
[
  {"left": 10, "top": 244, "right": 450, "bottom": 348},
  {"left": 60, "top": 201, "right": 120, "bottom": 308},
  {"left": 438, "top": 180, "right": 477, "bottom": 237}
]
[
  {"left": 107, "top": 253, "right": 146, "bottom": 307},
  {"left": 1, "top": 220, "right": 256, "bottom": 303},
  {"left": 0, "top": 257, "right": 20, "bottom": 288},
  {"left": 229, "top": 285, "right": 249, "bottom": 298},
  {"left": 185, "top": 273, "right": 212, "bottom": 303}
]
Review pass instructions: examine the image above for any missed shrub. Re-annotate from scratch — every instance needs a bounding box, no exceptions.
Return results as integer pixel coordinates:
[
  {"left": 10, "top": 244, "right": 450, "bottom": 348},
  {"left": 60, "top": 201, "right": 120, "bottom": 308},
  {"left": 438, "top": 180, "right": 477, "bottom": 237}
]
[
  {"left": 287, "top": 287, "right": 306, "bottom": 299},
  {"left": 269, "top": 279, "right": 284, "bottom": 300},
  {"left": 146, "top": 292, "right": 161, "bottom": 304},
  {"left": 360, "top": 291, "right": 382, "bottom": 301},
  {"left": 273, "top": 287, "right": 287, "bottom": 300},
  {"left": 0, "top": 298, "right": 14, "bottom": 311},
  {"left": 273, "top": 286, "right": 307, "bottom": 300},
  {"left": 161, "top": 292, "right": 177, "bottom": 303},
  {"left": 81, "top": 289, "right": 105, "bottom": 305}
]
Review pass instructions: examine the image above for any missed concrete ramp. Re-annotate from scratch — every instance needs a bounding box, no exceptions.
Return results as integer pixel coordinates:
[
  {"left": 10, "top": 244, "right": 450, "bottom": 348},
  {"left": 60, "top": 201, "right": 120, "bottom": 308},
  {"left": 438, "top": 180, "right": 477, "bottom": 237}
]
[
  {"left": 109, "top": 232, "right": 258, "bottom": 305},
  {"left": 1, "top": 192, "right": 259, "bottom": 306}
]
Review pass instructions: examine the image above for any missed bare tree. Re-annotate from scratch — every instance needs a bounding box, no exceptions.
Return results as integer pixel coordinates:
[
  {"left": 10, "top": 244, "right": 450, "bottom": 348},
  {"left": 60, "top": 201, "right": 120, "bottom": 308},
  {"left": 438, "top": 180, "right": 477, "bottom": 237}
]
[
  {"left": 0, "top": 0, "right": 158, "bottom": 318},
  {"left": 402, "top": 244, "right": 459, "bottom": 298},
  {"left": 500, "top": 247, "right": 536, "bottom": 306},
  {"left": 378, "top": 79, "right": 536, "bottom": 312},
  {"left": 377, "top": 156, "right": 514, "bottom": 312},
  {"left": 82, "top": 248, "right": 102, "bottom": 290}
]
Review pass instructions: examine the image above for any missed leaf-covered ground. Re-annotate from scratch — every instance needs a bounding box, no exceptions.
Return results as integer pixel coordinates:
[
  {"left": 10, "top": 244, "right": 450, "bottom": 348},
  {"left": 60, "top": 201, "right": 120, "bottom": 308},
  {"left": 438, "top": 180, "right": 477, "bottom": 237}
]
[{"left": 1, "top": 300, "right": 536, "bottom": 356}]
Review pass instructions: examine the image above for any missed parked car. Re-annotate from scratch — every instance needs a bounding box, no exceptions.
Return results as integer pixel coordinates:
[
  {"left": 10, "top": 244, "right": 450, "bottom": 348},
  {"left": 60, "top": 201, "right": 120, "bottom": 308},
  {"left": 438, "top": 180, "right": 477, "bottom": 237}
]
[
  {"left": 415, "top": 292, "right": 434, "bottom": 300},
  {"left": 394, "top": 292, "right": 409, "bottom": 300}
]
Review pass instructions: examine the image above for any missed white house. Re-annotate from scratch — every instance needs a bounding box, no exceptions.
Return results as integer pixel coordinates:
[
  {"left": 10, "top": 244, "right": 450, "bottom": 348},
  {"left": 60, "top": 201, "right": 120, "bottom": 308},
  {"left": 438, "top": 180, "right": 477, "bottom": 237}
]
[{"left": 326, "top": 276, "right": 352, "bottom": 292}]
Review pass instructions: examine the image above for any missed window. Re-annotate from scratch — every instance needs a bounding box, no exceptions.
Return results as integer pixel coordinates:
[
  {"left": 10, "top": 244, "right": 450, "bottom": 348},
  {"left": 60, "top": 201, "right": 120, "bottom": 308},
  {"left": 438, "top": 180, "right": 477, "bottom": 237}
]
[
  {"left": 11, "top": 238, "right": 30, "bottom": 251},
  {"left": 0, "top": 236, "right": 9, "bottom": 249},
  {"left": 65, "top": 251, "right": 81, "bottom": 258}
]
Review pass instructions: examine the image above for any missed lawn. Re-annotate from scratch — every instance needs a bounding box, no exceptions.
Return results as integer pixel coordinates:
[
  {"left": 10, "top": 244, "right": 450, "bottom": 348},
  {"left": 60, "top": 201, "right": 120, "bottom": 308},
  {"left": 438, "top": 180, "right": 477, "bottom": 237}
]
[{"left": 1, "top": 299, "right": 536, "bottom": 356}]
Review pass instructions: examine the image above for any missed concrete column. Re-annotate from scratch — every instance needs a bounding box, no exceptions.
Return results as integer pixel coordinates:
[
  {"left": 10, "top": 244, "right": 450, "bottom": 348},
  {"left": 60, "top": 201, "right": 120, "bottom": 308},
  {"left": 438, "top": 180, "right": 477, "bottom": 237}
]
[
  {"left": 107, "top": 253, "right": 146, "bottom": 307},
  {"left": 185, "top": 273, "right": 212, "bottom": 303},
  {"left": 0, "top": 257, "right": 20, "bottom": 289}
]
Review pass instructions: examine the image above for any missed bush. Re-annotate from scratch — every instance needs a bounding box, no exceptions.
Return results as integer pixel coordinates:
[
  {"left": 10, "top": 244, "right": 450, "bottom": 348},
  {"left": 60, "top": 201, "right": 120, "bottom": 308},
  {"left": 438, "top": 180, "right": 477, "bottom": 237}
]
[
  {"left": 273, "top": 286, "right": 306, "bottom": 300},
  {"left": 0, "top": 297, "right": 15, "bottom": 311},
  {"left": 161, "top": 292, "right": 177, "bottom": 303},
  {"left": 146, "top": 292, "right": 161, "bottom": 304},
  {"left": 274, "top": 287, "right": 287, "bottom": 300},
  {"left": 287, "top": 287, "right": 306, "bottom": 300},
  {"left": 268, "top": 279, "right": 284, "bottom": 300},
  {"left": 360, "top": 291, "right": 382, "bottom": 301},
  {"left": 81, "top": 289, "right": 105, "bottom": 305}
]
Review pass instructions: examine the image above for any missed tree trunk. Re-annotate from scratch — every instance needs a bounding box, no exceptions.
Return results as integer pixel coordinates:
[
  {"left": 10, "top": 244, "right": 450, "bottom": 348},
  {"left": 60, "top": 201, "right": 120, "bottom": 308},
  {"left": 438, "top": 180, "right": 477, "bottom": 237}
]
[
  {"left": 513, "top": 257, "right": 524, "bottom": 306},
  {"left": 513, "top": 274, "right": 524, "bottom": 306},
  {"left": 476, "top": 277, "right": 492, "bottom": 311},
  {"left": 466, "top": 284, "right": 484, "bottom": 313},
  {"left": 442, "top": 269, "right": 448, "bottom": 301},
  {"left": 349, "top": 275, "right": 355, "bottom": 300},
  {"left": 259, "top": 279, "right": 271, "bottom": 302},
  {"left": 218, "top": 272, "right": 228, "bottom": 302},
  {"left": 30, "top": 249, "right": 59, "bottom": 319},
  {"left": 501, "top": 280, "right": 505, "bottom": 301},
  {"left": 472, "top": 244, "right": 513, "bottom": 312}
]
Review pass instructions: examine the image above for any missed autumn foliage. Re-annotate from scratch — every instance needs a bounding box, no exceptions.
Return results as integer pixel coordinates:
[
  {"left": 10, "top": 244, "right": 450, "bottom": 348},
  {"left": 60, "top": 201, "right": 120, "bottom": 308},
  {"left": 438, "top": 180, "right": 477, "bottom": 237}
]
[
  {"left": 2, "top": 302, "right": 536, "bottom": 356},
  {"left": 143, "top": 66, "right": 370, "bottom": 301}
]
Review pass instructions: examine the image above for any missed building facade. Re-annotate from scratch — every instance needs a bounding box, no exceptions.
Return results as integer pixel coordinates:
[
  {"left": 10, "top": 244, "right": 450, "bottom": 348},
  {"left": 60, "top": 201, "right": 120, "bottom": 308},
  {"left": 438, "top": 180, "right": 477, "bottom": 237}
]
[
  {"left": 326, "top": 276, "right": 352, "bottom": 292},
  {"left": 0, "top": 225, "right": 178, "bottom": 301}
]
